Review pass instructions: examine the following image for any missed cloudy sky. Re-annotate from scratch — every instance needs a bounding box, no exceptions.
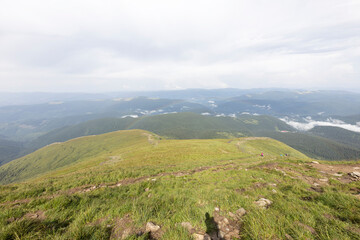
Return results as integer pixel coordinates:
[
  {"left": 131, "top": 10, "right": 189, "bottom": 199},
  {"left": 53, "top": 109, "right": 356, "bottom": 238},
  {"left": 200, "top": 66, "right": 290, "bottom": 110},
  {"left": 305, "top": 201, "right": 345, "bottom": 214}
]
[{"left": 0, "top": 0, "right": 359, "bottom": 92}]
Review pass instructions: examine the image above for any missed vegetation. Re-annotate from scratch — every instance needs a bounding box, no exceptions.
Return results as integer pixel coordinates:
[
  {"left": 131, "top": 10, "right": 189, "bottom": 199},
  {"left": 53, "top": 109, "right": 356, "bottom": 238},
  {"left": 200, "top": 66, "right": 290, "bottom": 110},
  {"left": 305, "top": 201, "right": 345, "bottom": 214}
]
[
  {"left": 0, "top": 130, "right": 359, "bottom": 239},
  {"left": 26, "top": 113, "right": 293, "bottom": 151},
  {"left": 0, "top": 139, "right": 23, "bottom": 166},
  {"left": 258, "top": 131, "right": 360, "bottom": 160},
  {"left": 310, "top": 126, "right": 360, "bottom": 149}
]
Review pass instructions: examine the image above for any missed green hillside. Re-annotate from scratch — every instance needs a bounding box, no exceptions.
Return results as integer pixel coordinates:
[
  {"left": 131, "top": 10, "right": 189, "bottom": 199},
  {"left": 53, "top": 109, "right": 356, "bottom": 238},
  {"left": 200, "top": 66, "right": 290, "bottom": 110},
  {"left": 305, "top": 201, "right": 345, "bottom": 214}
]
[
  {"left": 0, "top": 130, "right": 359, "bottom": 239},
  {"left": 25, "top": 112, "right": 360, "bottom": 161},
  {"left": 258, "top": 131, "right": 360, "bottom": 160},
  {"left": 26, "top": 113, "right": 293, "bottom": 151},
  {"left": 0, "top": 130, "right": 305, "bottom": 185},
  {"left": 309, "top": 126, "right": 360, "bottom": 149},
  {"left": 0, "top": 139, "right": 23, "bottom": 166}
]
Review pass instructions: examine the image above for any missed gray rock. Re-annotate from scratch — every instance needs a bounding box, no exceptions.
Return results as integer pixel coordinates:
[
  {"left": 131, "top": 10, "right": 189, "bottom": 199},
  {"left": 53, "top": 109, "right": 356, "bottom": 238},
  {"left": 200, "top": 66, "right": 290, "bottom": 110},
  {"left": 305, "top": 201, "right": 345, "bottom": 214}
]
[
  {"left": 181, "top": 222, "right": 193, "bottom": 232},
  {"left": 349, "top": 171, "right": 360, "bottom": 179},
  {"left": 255, "top": 198, "right": 272, "bottom": 208},
  {"left": 192, "top": 233, "right": 204, "bottom": 240},
  {"left": 235, "top": 208, "right": 246, "bottom": 218},
  {"left": 145, "top": 222, "right": 160, "bottom": 232}
]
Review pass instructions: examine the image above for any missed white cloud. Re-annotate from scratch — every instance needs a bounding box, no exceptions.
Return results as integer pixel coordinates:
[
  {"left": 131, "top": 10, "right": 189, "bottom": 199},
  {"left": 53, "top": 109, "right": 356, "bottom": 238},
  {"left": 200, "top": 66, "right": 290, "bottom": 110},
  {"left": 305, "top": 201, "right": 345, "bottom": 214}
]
[
  {"left": 0, "top": 0, "right": 360, "bottom": 92},
  {"left": 281, "top": 117, "right": 360, "bottom": 133}
]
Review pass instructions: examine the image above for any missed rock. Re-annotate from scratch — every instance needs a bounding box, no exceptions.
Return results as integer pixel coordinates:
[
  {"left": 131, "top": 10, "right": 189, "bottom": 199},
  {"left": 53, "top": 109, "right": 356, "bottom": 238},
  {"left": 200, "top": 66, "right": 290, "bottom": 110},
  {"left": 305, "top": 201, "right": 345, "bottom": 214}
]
[
  {"left": 145, "top": 188, "right": 150, "bottom": 192},
  {"left": 192, "top": 233, "right": 205, "bottom": 240},
  {"left": 219, "top": 230, "right": 226, "bottom": 238},
  {"left": 285, "top": 233, "right": 294, "bottom": 240},
  {"left": 116, "top": 183, "right": 122, "bottom": 187},
  {"left": 313, "top": 183, "right": 320, "bottom": 186},
  {"left": 235, "top": 208, "right": 246, "bottom": 218},
  {"left": 214, "top": 207, "right": 220, "bottom": 212},
  {"left": 181, "top": 222, "right": 193, "bottom": 232},
  {"left": 272, "top": 189, "right": 277, "bottom": 193},
  {"left": 353, "top": 167, "right": 360, "bottom": 170},
  {"left": 228, "top": 212, "right": 236, "bottom": 219},
  {"left": 319, "top": 178, "right": 328, "bottom": 182},
  {"left": 255, "top": 198, "right": 272, "bottom": 208},
  {"left": 333, "top": 173, "right": 342, "bottom": 177},
  {"left": 349, "top": 172, "right": 360, "bottom": 179},
  {"left": 311, "top": 161, "right": 320, "bottom": 164},
  {"left": 145, "top": 222, "right": 160, "bottom": 232}
]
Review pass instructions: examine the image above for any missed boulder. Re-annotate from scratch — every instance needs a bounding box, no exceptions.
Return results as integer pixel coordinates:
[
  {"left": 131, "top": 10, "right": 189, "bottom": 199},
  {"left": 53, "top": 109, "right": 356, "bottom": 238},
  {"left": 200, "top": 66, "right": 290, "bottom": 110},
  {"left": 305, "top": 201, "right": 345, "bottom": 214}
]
[
  {"left": 349, "top": 172, "right": 360, "bottom": 179},
  {"left": 145, "top": 222, "right": 160, "bottom": 232},
  {"left": 255, "top": 198, "right": 272, "bottom": 208}
]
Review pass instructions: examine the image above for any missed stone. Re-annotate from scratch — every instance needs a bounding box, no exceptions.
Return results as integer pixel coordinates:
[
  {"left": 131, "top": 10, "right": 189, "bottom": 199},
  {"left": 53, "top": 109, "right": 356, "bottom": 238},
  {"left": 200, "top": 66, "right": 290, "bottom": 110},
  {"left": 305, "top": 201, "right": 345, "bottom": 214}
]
[
  {"left": 214, "top": 207, "right": 220, "bottom": 211},
  {"left": 116, "top": 183, "right": 122, "bottom": 187},
  {"left": 219, "top": 230, "right": 226, "bottom": 238},
  {"left": 145, "top": 188, "right": 150, "bottom": 192},
  {"left": 272, "top": 189, "right": 277, "bottom": 193},
  {"left": 311, "top": 161, "right": 320, "bottom": 164},
  {"left": 181, "top": 222, "right": 193, "bottom": 232},
  {"left": 255, "top": 198, "right": 272, "bottom": 208},
  {"left": 313, "top": 183, "right": 320, "bottom": 186},
  {"left": 353, "top": 167, "right": 360, "bottom": 170},
  {"left": 235, "top": 208, "right": 246, "bottom": 218},
  {"left": 192, "top": 233, "right": 205, "bottom": 240},
  {"left": 319, "top": 178, "right": 328, "bottom": 182},
  {"left": 228, "top": 212, "right": 236, "bottom": 219},
  {"left": 145, "top": 222, "right": 160, "bottom": 232},
  {"left": 349, "top": 172, "right": 360, "bottom": 179},
  {"left": 285, "top": 233, "right": 294, "bottom": 240},
  {"left": 333, "top": 173, "right": 342, "bottom": 177}
]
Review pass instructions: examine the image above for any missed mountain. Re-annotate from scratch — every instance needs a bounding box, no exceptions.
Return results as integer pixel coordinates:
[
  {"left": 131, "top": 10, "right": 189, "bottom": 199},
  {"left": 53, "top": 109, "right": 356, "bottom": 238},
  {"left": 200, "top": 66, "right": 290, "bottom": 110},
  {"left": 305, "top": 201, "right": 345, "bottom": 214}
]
[
  {"left": 0, "top": 138, "right": 23, "bottom": 166},
  {"left": 0, "top": 130, "right": 359, "bottom": 239},
  {"left": 309, "top": 126, "right": 360, "bottom": 149},
  {"left": 0, "top": 97, "right": 209, "bottom": 141},
  {"left": 25, "top": 113, "right": 360, "bottom": 161},
  {"left": 215, "top": 90, "right": 360, "bottom": 117},
  {"left": 258, "top": 131, "right": 360, "bottom": 160},
  {"left": 25, "top": 113, "right": 294, "bottom": 151}
]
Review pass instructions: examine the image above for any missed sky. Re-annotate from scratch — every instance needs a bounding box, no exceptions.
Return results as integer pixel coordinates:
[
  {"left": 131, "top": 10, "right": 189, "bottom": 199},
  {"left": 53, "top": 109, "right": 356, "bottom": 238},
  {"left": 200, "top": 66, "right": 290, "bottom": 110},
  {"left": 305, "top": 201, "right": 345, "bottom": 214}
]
[{"left": 0, "top": 0, "right": 360, "bottom": 92}]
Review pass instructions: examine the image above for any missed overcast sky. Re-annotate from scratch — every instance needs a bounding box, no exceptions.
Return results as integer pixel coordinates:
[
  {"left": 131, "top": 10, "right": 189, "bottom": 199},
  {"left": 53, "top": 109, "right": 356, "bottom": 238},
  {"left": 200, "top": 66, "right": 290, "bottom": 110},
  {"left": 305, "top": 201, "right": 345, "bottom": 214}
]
[{"left": 0, "top": 0, "right": 359, "bottom": 92}]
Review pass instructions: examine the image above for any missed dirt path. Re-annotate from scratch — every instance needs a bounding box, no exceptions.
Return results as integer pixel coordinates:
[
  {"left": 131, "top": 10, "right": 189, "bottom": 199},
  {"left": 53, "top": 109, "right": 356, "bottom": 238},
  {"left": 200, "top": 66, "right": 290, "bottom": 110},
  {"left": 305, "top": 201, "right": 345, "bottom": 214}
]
[{"left": 142, "top": 133, "right": 158, "bottom": 146}]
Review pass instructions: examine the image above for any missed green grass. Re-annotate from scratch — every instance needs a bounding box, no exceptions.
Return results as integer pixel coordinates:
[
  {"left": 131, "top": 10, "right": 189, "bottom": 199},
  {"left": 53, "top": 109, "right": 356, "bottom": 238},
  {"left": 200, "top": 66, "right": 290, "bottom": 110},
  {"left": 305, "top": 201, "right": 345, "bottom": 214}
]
[{"left": 0, "top": 130, "right": 359, "bottom": 239}]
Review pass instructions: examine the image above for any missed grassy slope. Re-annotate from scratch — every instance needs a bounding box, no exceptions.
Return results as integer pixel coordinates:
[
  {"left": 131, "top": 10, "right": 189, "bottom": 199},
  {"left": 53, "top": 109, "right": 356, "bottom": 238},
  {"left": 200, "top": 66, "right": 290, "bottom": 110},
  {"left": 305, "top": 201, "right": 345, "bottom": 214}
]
[
  {"left": 26, "top": 113, "right": 292, "bottom": 150},
  {"left": 25, "top": 113, "right": 360, "bottom": 161},
  {"left": 258, "top": 131, "right": 360, "bottom": 160},
  {"left": 0, "top": 130, "right": 359, "bottom": 239}
]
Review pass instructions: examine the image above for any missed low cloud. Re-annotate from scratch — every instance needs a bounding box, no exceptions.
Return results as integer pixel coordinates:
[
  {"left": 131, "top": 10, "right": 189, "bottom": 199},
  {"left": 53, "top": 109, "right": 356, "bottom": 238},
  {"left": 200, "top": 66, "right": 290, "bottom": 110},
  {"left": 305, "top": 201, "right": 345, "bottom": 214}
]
[{"left": 280, "top": 117, "right": 360, "bottom": 133}]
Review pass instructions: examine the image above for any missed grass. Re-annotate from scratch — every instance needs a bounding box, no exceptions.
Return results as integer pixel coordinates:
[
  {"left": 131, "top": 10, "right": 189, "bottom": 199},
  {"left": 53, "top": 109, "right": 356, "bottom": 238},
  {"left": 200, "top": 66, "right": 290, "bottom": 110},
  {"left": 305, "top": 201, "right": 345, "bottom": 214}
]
[{"left": 0, "top": 129, "right": 359, "bottom": 239}]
